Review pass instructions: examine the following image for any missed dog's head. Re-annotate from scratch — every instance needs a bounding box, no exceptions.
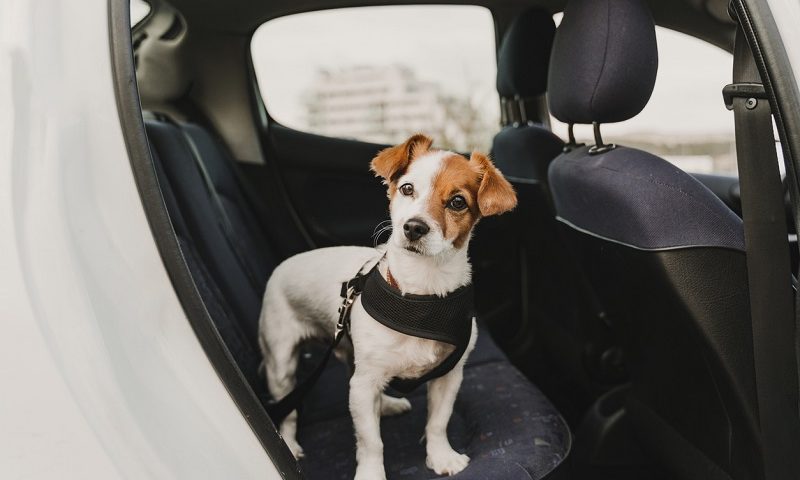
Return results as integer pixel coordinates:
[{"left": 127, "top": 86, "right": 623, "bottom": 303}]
[{"left": 371, "top": 134, "right": 517, "bottom": 257}]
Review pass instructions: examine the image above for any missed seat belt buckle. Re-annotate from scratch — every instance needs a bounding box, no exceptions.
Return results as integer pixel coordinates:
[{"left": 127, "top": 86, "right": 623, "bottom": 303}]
[{"left": 722, "top": 82, "right": 767, "bottom": 110}]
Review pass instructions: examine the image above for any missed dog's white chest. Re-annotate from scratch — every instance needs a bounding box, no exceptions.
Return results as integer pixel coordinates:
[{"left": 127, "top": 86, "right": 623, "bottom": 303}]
[{"left": 349, "top": 303, "right": 460, "bottom": 380}]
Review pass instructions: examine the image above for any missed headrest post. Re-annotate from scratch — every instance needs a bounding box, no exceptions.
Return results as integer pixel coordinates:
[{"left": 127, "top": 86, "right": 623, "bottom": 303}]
[
  {"left": 517, "top": 95, "right": 528, "bottom": 124},
  {"left": 593, "top": 121, "right": 604, "bottom": 147},
  {"left": 562, "top": 123, "right": 586, "bottom": 153},
  {"left": 588, "top": 122, "right": 616, "bottom": 155}
]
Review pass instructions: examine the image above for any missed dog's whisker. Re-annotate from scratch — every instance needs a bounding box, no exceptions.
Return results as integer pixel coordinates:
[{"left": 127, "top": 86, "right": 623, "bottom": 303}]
[
  {"left": 371, "top": 220, "right": 392, "bottom": 236},
  {"left": 372, "top": 225, "right": 393, "bottom": 247},
  {"left": 372, "top": 225, "right": 392, "bottom": 238}
]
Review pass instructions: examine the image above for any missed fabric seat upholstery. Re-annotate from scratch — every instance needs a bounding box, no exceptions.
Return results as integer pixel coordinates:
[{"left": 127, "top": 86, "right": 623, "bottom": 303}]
[
  {"left": 144, "top": 115, "right": 571, "bottom": 479},
  {"left": 546, "top": 1, "right": 761, "bottom": 479}
]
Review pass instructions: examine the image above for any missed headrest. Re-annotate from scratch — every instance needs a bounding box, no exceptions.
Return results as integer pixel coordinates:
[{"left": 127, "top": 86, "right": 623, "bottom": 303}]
[
  {"left": 548, "top": 0, "right": 658, "bottom": 124},
  {"left": 496, "top": 8, "right": 556, "bottom": 99}
]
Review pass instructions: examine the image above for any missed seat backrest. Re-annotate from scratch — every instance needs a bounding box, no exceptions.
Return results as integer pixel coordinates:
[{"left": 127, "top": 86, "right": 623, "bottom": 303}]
[
  {"left": 147, "top": 129, "right": 265, "bottom": 390},
  {"left": 144, "top": 119, "right": 276, "bottom": 380},
  {"left": 487, "top": 8, "right": 629, "bottom": 417},
  {"left": 546, "top": 1, "right": 761, "bottom": 479},
  {"left": 492, "top": 7, "right": 564, "bottom": 182}
]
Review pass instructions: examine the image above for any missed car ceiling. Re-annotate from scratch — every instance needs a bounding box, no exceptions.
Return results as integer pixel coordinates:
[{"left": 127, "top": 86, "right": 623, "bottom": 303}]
[{"left": 165, "top": 0, "right": 735, "bottom": 49}]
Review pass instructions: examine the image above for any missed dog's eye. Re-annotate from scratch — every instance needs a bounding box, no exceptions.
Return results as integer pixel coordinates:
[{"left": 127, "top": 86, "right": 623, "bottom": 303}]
[
  {"left": 448, "top": 195, "right": 467, "bottom": 211},
  {"left": 400, "top": 183, "right": 414, "bottom": 196}
]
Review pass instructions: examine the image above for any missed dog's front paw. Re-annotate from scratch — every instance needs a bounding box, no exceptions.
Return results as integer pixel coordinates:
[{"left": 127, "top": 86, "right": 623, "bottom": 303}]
[
  {"left": 380, "top": 394, "right": 412, "bottom": 416},
  {"left": 426, "top": 447, "right": 470, "bottom": 476},
  {"left": 354, "top": 461, "right": 386, "bottom": 480},
  {"left": 284, "top": 438, "right": 305, "bottom": 460}
]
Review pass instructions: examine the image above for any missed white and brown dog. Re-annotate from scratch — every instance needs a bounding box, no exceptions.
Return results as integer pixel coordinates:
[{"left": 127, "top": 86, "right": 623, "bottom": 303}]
[{"left": 258, "top": 134, "right": 516, "bottom": 479}]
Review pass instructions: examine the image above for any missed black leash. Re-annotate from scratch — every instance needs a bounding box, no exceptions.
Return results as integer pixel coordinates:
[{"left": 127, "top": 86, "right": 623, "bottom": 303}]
[{"left": 265, "top": 258, "right": 374, "bottom": 424}]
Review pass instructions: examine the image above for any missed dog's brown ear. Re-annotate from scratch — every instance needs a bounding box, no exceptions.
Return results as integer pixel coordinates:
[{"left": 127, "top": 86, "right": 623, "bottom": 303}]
[
  {"left": 370, "top": 134, "right": 433, "bottom": 183},
  {"left": 471, "top": 151, "right": 517, "bottom": 216}
]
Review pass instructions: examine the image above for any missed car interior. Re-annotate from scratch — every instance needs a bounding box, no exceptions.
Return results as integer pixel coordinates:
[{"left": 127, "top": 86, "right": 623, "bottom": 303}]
[{"left": 123, "top": 0, "right": 799, "bottom": 478}]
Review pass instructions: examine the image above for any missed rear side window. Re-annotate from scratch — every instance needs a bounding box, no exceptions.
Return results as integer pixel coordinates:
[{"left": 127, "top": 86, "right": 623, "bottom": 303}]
[
  {"left": 251, "top": 6, "right": 499, "bottom": 152},
  {"left": 130, "top": 0, "right": 150, "bottom": 26},
  {"left": 552, "top": 25, "right": 736, "bottom": 175}
]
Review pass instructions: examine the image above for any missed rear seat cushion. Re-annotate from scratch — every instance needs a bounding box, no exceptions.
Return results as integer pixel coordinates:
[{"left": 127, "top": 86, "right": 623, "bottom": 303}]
[
  {"left": 298, "top": 324, "right": 508, "bottom": 425},
  {"left": 299, "top": 359, "right": 571, "bottom": 480}
]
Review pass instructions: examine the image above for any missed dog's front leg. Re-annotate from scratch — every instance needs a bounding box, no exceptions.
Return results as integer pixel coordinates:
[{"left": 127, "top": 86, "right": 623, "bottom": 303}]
[
  {"left": 350, "top": 370, "right": 386, "bottom": 480},
  {"left": 425, "top": 365, "right": 470, "bottom": 476},
  {"left": 425, "top": 323, "right": 477, "bottom": 476}
]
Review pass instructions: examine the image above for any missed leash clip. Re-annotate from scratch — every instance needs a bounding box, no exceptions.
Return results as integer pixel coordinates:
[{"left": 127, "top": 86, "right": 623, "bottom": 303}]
[{"left": 336, "top": 285, "right": 358, "bottom": 337}]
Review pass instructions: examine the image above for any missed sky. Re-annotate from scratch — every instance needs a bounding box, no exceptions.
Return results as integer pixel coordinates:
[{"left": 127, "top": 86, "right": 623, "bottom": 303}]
[{"left": 133, "top": 1, "right": 735, "bottom": 142}]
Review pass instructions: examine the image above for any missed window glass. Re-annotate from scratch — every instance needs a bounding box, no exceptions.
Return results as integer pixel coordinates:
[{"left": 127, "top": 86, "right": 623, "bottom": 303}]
[
  {"left": 130, "top": 0, "right": 151, "bottom": 26},
  {"left": 551, "top": 20, "right": 737, "bottom": 175},
  {"left": 251, "top": 6, "right": 499, "bottom": 152}
]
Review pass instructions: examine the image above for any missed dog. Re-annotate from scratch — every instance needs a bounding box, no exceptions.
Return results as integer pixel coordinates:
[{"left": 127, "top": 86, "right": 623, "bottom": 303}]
[{"left": 258, "top": 134, "right": 517, "bottom": 479}]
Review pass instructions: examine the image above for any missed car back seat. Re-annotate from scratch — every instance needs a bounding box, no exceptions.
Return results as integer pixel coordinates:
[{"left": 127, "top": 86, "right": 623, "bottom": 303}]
[
  {"left": 143, "top": 114, "right": 571, "bottom": 479},
  {"left": 489, "top": 8, "right": 623, "bottom": 419}
]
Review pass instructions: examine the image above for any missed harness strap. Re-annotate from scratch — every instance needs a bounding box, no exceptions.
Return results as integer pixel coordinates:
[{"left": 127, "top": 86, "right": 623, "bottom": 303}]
[
  {"left": 360, "top": 268, "right": 475, "bottom": 393},
  {"left": 390, "top": 335, "right": 470, "bottom": 393}
]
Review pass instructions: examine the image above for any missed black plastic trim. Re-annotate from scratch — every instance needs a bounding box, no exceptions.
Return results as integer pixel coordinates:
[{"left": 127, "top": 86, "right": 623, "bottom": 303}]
[{"left": 107, "top": 1, "right": 301, "bottom": 478}]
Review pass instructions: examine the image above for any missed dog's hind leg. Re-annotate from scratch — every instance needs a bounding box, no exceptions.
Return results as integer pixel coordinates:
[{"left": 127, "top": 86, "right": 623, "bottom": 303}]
[
  {"left": 260, "top": 297, "right": 305, "bottom": 459},
  {"left": 380, "top": 394, "right": 411, "bottom": 416}
]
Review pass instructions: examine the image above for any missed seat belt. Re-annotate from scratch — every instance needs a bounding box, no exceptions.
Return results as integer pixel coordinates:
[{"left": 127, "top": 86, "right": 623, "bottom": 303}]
[{"left": 727, "top": 7, "right": 800, "bottom": 478}]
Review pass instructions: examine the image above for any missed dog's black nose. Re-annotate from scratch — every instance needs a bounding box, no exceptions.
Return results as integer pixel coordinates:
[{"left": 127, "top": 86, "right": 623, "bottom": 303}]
[{"left": 403, "top": 218, "right": 430, "bottom": 241}]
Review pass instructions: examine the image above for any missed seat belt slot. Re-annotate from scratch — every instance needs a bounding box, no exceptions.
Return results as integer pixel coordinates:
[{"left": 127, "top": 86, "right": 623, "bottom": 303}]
[{"left": 722, "top": 82, "right": 767, "bottom": 110}]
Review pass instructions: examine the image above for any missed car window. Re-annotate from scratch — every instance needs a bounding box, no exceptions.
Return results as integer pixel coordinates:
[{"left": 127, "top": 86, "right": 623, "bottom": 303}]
[
  {"left": 251, "top": 6, "right": 499, "bottom": 152},
  {"left": 551, "top": 20, "right": 737, "bottom": 175},
  {"left": 131, "top": 0, "right": 151, "bottom": 26}
]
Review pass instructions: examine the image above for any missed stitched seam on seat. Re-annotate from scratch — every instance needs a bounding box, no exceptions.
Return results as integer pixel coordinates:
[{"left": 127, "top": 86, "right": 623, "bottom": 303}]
[
  {"left": 588, "top": 0, "right": 611, "bottom": 119},
  {"left": 556, "top": 216, "right": 745, "bottom": 252}
]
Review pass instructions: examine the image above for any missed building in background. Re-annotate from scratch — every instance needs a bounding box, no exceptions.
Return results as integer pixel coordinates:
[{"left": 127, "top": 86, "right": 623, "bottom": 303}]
[
  {"left": 303, "top": 64, "right": 738, "bottom": 175},
  {"left": 303, "top": 65, "right": 494, "bottom": 151}
]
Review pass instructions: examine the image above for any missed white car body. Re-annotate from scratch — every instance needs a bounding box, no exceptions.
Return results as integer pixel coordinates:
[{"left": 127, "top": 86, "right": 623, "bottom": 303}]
[{"left": 0, "top": 0, "right": 278, "bottom": 478}]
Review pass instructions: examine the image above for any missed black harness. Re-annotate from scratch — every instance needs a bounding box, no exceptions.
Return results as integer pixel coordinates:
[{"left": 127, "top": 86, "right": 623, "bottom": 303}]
[{"left": 266, "top": 259, "right": 475, "bottom": 423}]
